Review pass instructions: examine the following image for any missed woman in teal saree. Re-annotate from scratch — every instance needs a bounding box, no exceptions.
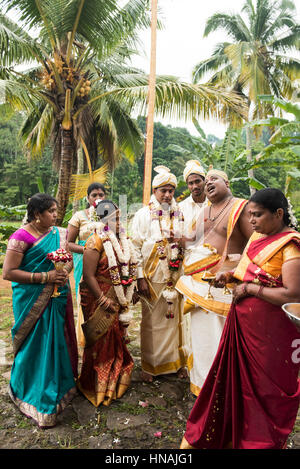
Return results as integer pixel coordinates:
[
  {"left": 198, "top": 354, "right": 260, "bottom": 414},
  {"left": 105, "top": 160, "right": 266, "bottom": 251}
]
[{"left": 3, "top": 193, "right": 78, "bottom": 428}]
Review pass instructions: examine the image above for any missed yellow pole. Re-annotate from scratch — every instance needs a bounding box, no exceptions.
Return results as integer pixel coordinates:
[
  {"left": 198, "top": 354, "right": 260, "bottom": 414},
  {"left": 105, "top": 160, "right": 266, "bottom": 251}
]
[{"left": 143, "top": 0, "right": 158, "bottom": 205}]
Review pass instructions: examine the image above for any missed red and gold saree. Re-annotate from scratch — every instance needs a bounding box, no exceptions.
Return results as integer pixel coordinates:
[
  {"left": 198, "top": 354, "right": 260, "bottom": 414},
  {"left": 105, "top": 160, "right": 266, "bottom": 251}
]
[
  {"left": 77, "top": 234, "right": 134, "bottom": 407},
  {"left": 181, "top": 231, "right": 300, "bottom": 449}
]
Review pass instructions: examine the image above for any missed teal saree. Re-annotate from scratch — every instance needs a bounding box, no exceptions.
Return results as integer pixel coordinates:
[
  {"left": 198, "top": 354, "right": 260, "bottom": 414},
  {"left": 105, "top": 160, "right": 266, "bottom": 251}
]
[
  {"left": 8, "top": 227, "right": 77, "bottom": 428},
  {"left": 73, "top": 240, "right": 86, "bottom": 298}
]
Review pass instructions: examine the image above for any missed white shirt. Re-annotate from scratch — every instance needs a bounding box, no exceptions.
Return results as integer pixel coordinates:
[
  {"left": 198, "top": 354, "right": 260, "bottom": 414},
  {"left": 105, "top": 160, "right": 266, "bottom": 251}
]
[{"left": 179, "top": 194, "right": 207, "bottom": 242}]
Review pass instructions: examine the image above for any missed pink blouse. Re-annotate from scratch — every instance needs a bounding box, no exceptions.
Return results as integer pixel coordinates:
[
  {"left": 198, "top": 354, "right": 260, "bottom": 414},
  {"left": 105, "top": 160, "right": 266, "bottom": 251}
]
[{"left": 7, "top": 228, "right": 39, "bottom": 254}]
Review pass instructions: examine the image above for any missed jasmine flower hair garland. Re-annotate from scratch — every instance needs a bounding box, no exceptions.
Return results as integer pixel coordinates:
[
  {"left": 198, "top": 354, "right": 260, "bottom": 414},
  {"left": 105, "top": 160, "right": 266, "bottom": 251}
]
[{"left": 97, "top": 223, "right": 137, "bottom": 326}]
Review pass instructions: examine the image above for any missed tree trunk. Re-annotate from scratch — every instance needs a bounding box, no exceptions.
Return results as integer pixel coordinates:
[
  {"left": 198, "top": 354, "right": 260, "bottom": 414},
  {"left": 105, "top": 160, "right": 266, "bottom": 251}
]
[
  {"left": 56, "top": 127, "right": 75, "bottom": 225},
  {"left": 72, "top": 146, "right": 84, "bottom": 214},
  {"left": 143, "top": 0, "right": 158, "bottom": 205}
]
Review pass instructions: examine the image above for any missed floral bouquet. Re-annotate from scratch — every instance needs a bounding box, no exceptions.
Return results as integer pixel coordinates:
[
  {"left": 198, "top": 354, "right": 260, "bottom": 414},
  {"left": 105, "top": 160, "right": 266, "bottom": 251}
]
[{"left": 46, "top": 248, "right": 72, "bottom": 297}]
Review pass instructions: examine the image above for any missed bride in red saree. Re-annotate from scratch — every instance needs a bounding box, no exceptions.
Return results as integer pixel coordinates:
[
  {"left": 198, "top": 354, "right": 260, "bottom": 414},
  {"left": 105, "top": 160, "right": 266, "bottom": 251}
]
[
  {"left": 77, "top": 200, "right": 135, "bottom": 407},
  {"left": 181, "top": 188, "right": 300, "bottom": 449}
]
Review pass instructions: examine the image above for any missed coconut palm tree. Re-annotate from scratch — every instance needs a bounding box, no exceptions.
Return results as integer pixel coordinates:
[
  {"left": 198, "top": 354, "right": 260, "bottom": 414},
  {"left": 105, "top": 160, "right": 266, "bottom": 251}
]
[
  {"left": 0, "top": 0, "right": 248, "bottom": 222},
  {"left": 192, "top": 0, "right": 300, "bottom": 192}
]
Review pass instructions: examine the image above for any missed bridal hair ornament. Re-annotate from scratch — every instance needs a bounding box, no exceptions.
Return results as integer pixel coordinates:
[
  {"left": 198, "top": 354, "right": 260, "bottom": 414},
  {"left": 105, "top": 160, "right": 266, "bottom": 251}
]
[
  {"left": 287, "top": 197, "right": 298, "bottom": 229},
  {"left": 82, "top": 199, "right": 105, "bottom": 235},
  {"left": 21, "top": 211, "right": 29, "bottom": 226}
]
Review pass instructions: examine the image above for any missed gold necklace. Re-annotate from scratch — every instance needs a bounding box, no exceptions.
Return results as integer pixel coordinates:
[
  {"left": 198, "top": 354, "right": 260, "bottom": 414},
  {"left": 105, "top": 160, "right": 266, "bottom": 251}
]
[
  {"left": 206, "top": 196, "right": 233, "bottom": 222},
  {"left": 31, "top": 223, "right": 48, "bottom": 237}
]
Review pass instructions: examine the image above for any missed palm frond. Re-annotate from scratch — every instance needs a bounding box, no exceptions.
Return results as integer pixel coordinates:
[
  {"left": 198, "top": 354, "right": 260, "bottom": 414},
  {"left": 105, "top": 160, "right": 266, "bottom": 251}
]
[
  {"left": 0, "top": 12, "right": 43, "bottom": 66},
  {"left": 21, "top": 103, "right": 54, "bottom": 158},
  {"left": 204, "top": 13, "right": 251, "bottom": 42},
  {"left": 105, "top": 79, "right": 248, "bottom": 125},
  {"left": 69, "top": 137, "right": 109, "bottom": 201},
  {"left": 192, "top": 43, "right": 231, "bottom": 83}
]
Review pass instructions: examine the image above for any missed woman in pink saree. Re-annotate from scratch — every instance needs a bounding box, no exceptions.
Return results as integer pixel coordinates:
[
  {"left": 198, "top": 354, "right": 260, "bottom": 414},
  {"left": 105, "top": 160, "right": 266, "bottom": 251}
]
[{"left": 180, "top": 188, "right": 300, "bottom": 449}]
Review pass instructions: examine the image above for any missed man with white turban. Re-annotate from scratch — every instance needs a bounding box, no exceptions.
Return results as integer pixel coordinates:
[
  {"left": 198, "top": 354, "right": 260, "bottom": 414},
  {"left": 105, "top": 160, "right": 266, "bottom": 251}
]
[
  {"left": 180, "top": 160, "right": 207, "bottom": 240},
  {"left": 178, "top": 160, "right": 208, "bottom": 372},
  {"left": 131, "top": 166, "right": 187, "bottom": 382},
  {"left": 176, "top": 168, "right": 253, "bottom": 396}
]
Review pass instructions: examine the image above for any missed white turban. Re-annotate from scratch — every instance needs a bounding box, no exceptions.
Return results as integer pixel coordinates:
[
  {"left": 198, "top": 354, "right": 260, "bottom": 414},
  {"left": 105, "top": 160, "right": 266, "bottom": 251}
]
[
  {"left": 152, "top": 165, "right": 177, "bottom": 189},
  {"left": 206, "top": 168, "right": 229, "bottom": 182},
  {"left": 183, "top": 160, "right": 205, "bottom": 182}
]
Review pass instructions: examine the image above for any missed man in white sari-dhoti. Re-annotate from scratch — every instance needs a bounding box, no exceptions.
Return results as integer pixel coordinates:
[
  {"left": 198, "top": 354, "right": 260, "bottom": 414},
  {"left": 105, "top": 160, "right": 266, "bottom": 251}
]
[
  {"left": 131, "top": 166, "right": 187, "bottom": 382},
  {"left": 176, "top": 169, "right": 253, "bottom": 396}
]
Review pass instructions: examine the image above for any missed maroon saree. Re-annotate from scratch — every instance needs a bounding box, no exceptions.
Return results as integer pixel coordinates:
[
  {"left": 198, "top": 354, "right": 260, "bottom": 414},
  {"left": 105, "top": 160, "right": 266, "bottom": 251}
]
[
  {"left": 182, "top": 231, "right": 300, "bottom": 449},
  {"left": 77, "top": 234, "right": 134, "bottom": 407}
]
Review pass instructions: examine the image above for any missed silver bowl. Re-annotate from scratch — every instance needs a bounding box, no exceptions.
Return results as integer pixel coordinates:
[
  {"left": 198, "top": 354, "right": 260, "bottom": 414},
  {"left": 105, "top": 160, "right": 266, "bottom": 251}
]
[{"left": 282, "top": 303, "right": 300, "bottom": 331}]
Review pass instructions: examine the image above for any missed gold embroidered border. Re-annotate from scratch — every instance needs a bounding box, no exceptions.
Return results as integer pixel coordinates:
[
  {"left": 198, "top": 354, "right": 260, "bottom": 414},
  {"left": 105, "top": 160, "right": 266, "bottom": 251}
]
[
  {"left": 141, "top": 357, "right": 186, "bottom": 376},
  {"left": 190, "top": 381, "right": 201, "bottom": 397},
  {"left": 252, "top": 232, "right": 300, "bottom": 266},
  {"left": 183, "top": 299, "right": 196, "bottom": 315},
  {"left": 176, "top": 278, "right": 231, "bottom": 317},
  {"left": 9, "top": 385, "right": 77, "bottom": 428},
  {"left": 7, "top": 238, "right": 28, "bottom": 253},
  {"left": 144, "top": 240, "right": 168, "bottom": 281},
  {"left": 183, "top": 252, "right": 221, "bottom": 275},
  {"left": 77, "top": 371, "right": 132, "bottom": 407}
]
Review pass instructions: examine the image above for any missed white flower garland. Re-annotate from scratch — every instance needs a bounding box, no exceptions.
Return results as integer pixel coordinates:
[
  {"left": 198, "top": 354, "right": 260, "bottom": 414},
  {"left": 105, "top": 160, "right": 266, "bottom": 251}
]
[
  {"left": 287, "top": 197, "right": 298, "bottom": 229},
  {"left": 149, "top": 194, "right": 184, "bottom": 318},
  {"left": 85, "top": 200, "right": 137, "bottom": 332},
  {"left": 97, "top": 224, "right": 137, "bottom": 326}
]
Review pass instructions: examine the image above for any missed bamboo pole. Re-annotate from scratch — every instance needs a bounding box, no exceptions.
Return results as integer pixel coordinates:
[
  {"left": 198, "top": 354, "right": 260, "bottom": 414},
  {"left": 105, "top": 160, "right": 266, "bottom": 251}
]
[{"left": 142, "top": 0, "right": 158, "bottom": 205}]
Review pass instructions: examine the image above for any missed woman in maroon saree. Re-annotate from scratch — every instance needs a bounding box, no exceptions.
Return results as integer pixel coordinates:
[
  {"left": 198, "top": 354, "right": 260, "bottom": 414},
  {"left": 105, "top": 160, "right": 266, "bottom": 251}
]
[
  {"left": 77, "top": 200, "right": 134, "bottom": 407},
  {"left": 181, "top": 188, "right": 300, "bottom": 449}
]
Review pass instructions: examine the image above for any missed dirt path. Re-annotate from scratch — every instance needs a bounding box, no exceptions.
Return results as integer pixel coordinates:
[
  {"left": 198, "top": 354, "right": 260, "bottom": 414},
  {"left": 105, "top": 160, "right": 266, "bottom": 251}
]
[{"left": 0, "top": 275, "right": 299, "bottom": 450}]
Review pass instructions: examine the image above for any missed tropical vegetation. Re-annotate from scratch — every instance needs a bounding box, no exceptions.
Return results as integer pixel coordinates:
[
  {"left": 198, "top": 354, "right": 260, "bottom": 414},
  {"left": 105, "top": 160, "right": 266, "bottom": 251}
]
[
  {"left": 192, "top": 0, "right": 300, "bottom": 190},
  {"left": 0, "top": 0, "right": 247, "bottom": 223},
  {"left": 0, "top": 0, "right": 299, "bottom": 251}
]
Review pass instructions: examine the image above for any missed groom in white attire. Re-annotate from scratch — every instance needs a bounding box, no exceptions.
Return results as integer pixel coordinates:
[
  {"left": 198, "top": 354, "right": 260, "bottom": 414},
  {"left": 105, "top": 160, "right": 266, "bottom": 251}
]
[{"left": 131, "top": 166, "right": 187, "bottom": 382}]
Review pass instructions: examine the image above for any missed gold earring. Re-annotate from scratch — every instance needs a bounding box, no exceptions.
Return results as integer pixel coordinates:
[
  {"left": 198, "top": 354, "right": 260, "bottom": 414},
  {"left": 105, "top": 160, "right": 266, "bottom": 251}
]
[{"left": 36, "top": 218, "right": 40, "bottom": 224}]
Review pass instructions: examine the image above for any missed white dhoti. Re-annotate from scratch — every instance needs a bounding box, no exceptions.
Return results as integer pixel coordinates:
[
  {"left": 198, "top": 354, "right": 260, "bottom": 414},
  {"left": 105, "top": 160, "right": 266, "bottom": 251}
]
[
  {"left": 176, "top": 244, "right": 240, "bottom": 395},
  {"left": 140, "top": 282, "right": 186, "bottom": 376},
  {"left": 189, "top": 308, "right": 226, "bottom": 395},
  {"left": 177, "top": 198, "right": 247, "bottom": 395}
]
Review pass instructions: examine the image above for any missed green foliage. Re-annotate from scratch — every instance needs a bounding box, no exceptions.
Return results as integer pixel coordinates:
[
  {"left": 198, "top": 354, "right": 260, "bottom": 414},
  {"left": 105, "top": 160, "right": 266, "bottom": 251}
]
[
  {"left": 0, "top": 204, "right": 25, "bottom": 254},
  {"left": 0, "top": 112, "right": 58, "bottom": 206}
]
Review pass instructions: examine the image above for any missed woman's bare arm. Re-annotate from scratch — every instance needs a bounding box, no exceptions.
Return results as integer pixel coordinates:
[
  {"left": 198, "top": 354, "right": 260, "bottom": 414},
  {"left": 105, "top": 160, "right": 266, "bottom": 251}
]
[
  {"left": 3, "top": 250, "right": 67, "bottom": 285},
  {"left": 234, "top": 258, "right": 300, "bottom": 306},
  {"left": 67, "top": 224, "right": 84, "bottom": 254},
  {"left": 82, "top": 248, "right": 102, "bottom": 299}
]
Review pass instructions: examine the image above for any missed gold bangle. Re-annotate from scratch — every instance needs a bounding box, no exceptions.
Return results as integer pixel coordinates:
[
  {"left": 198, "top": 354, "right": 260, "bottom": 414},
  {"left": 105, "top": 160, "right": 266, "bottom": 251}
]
[
  {"left": 45, "top": 272, "right": 49, "bottom": 283},
  {"left": 30, "top": 273, "right": 35, "bottom": 283},
  {"left": 41, "top": 272, "right": 46, "bottom": 284}
]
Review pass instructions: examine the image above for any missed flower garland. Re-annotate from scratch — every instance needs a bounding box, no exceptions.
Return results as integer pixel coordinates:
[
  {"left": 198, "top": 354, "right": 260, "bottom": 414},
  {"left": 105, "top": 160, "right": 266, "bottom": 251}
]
[
  {"left": 149, "top": 194, "right": 184, "bottom": 319},
  {"left": 96, "top": 224, "right": 137, "bottom": 327},
  {"left": 287, "top": 197, "right": 298, "bottom": 229}
]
